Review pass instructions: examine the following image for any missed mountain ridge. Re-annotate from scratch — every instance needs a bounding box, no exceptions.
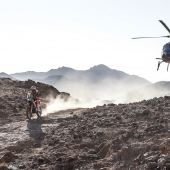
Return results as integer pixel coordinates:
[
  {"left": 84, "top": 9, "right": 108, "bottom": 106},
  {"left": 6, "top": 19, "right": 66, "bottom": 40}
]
[{"left": 11, "top": 64, "right": 150, "bottom": 83}]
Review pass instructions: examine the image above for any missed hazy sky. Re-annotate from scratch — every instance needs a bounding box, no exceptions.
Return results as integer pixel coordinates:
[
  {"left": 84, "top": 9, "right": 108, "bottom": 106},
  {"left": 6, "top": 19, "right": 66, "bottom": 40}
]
[{"left": 0, "top": 0, "right": 170, "bottom": 82}]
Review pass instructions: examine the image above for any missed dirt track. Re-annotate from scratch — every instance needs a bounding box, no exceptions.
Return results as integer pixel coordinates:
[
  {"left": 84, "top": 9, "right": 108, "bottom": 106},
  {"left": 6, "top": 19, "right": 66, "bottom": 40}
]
[{"left": 0, "top": 108, "right": 85, "bottom": 169}]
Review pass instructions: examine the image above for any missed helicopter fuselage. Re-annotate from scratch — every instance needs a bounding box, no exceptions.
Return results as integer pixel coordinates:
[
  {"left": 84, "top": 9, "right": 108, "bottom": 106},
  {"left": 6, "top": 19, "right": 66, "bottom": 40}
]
[
  {"left": 162, "top": 54, "right": 170, "bottom": 63},
  {"left": 162, "top": 42, "right": 170, "bottom": 62}
]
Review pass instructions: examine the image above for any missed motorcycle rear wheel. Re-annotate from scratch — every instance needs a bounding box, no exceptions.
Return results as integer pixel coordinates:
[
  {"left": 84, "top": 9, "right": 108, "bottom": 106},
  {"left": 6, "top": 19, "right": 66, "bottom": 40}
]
[
  {"left": 26, "top": 106, "right": 32, "bottom": 120},
  {"left": 36, "top": 106, "right": 42, "bottom": 119}
]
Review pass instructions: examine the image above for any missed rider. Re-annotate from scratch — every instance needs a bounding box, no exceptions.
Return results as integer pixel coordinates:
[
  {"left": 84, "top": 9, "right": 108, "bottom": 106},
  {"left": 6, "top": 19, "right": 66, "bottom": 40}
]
[{"left": 27, "top": 85, "right": 39, "bottom": 112}]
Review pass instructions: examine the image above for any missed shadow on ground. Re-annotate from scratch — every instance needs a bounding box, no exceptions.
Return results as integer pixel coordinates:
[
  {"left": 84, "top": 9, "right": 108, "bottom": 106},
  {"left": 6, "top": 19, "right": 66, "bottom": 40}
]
[{"left": 27, "top": 119, "right": 45, "bottom": 143}]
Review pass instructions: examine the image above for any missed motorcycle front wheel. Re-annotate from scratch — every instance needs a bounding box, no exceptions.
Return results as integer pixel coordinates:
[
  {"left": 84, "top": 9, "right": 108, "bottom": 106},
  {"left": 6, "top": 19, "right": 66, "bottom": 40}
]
[{"left": 26, "top": 106, "right": 32, "bottom": 120}]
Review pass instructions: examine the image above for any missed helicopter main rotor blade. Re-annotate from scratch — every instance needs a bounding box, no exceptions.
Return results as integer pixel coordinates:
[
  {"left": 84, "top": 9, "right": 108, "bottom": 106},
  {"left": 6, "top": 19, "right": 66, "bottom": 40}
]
[
  {"left": 132, "top": 35, "right": 170, "bottom": 39},
  {"left": 159, "top": 20, "right": 170, "bottom": 34}
]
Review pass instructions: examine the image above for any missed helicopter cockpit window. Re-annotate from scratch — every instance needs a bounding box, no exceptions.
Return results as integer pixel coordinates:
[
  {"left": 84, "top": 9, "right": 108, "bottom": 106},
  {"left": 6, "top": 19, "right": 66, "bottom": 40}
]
[{"left": 163, "top": 43, "right": 170, "bottom": 53}]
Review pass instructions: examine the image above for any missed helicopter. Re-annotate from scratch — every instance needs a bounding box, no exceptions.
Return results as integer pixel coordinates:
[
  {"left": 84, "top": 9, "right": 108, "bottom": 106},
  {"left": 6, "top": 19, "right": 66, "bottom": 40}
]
[{"left": 132, "top": 20, "right": 170, "bottom": 71}]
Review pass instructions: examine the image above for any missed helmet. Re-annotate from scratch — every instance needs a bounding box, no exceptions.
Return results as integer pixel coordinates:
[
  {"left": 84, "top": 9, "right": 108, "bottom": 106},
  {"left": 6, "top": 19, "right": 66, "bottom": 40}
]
[{"left": 30, "top": 85, "right": 37, "bottom": 91}]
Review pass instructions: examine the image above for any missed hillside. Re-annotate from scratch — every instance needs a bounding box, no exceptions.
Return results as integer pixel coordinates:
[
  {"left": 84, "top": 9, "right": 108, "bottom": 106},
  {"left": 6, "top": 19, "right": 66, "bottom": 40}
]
[
  {"left": 0, "top": 78, "right": 69, "bottom": 124},
  {"left": 0, "top": 78, "right": 169, "bottom": 170},
  {"left": 0, "top": 72, "right": 14, "bottom": 79}
]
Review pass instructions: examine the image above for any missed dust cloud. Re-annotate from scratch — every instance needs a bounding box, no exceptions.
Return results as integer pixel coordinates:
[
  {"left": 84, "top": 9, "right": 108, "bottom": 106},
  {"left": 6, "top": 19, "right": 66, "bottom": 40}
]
[
  {"left": 42, "top": 96, "right": 104, "bottom": 116},
  {"left": 42, "top": 78, "right": 170, "bottom": 115}
]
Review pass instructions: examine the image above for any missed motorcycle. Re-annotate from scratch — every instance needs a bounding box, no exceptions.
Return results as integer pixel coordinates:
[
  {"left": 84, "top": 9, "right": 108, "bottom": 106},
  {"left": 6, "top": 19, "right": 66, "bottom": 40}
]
[{"left": 26, "top": 98, "right": 42, "bottom": 120}]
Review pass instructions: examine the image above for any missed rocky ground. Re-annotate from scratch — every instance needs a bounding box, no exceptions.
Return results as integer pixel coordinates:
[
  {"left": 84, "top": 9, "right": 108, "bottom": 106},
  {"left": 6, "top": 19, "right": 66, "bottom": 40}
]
[{"left": 0, "top": 78, "right": 170, "bottom": 170}]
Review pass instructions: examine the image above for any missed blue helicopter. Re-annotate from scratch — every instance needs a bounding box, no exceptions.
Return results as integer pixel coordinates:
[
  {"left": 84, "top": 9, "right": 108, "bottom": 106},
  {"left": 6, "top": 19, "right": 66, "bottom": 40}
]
[{"left": 132, "top": 20, "right": 170, "bottom": 71}]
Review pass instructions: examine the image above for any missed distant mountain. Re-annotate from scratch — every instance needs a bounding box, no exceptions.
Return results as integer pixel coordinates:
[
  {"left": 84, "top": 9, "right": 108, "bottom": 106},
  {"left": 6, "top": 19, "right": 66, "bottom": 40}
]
[
  {"left": 11, "top": 71, "right": 46, "bottom": 81},
  {"left": 52, "top": 64, "right": 130, "bottom": 83},
  {"left": 87, "top": 64, "right": 127, "bottom": 79},
  {"left": 153, "top": 81, "right": 170, "bottom": 89},
  {"left": 82, "top": 64, "right": 128, "bottom": 83},
  {"left": 0, "top": 72, "right": 14, "bottom": 79},
  {"left": 47, "top": 66, "right": 75, "bottom": 76},
  {"left": 12, "top": 64, "right": 150, "bottom": 86},
  {"left": 12, "top": 64, "right": 149, "bottom": 83}
]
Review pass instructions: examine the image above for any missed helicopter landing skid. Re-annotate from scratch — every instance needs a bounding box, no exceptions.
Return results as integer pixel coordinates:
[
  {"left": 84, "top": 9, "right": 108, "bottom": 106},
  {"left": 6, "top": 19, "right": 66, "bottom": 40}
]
[
  {"left": 157, "top": 61, "right": 169, "bottom": 71},
  {"left": 167, "top": 63, "right": 169, "bottom": 71},
  {"left": 157, "top": 61, "right": 163, "bottom": 71}
]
